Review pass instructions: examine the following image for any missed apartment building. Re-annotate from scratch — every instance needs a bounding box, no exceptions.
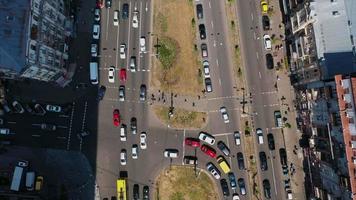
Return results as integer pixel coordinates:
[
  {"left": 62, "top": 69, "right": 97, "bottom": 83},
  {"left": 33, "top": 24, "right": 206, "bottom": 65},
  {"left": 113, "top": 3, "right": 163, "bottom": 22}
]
[{"left": 0, "top": 0, "right": 73, "bottom": 85}]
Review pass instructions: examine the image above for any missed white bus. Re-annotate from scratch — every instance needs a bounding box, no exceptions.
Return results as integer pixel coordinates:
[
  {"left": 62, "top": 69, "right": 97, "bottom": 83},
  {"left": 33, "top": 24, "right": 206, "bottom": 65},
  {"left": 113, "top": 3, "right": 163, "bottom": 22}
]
[
  {"left": 25, "top": 172, "right": 35, "bottom": 191},
  {"left": 10, "top": 166, "right": 23, "bottom": 191},
  {"left": 90, "top": 62, "right": 99, "bottom": 84}
]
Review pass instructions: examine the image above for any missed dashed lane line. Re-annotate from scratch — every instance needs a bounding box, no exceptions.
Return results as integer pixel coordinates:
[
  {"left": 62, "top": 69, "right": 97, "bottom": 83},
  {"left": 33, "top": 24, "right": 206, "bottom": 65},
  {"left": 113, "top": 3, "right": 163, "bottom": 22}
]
[
  {"left": 66, "top": 102, "right": 75, "bottom": 150},
  {"left": 79, "top": 101, "right": 88, "bottom": 152},
  {"left": 213, "top": 132, "right": 233, "bottom": 137}
]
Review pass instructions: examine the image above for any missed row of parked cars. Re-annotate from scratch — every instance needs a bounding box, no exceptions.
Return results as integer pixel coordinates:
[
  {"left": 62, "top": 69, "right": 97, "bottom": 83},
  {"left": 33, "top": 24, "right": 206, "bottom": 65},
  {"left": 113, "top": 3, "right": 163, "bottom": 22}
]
[{"left": 1, "top": 100, "right": 62, "bottom": 115}]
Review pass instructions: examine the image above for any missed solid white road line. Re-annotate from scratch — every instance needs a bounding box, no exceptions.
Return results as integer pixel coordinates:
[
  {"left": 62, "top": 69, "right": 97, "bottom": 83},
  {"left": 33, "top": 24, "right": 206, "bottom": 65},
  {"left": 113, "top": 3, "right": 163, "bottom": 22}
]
[
  {"left": 211, "top": 21, "right": 214, "bottom": 29},
  {"left": 209, "top": 1, "right": 211, "bottom": 8},
  {"left": 216, "top": 59, "right": 219, "bottom": 67},
  {"left": 219, "top": 78, "right": 222, "bottom": 86},
  {"left": 126, "top": 2, "right": 132, "bottom": 70},
  {"left": 270, "top": 151, "right": 278, "bottom": 195},
  {"left": 106, "top": 10, "right": 110, "bottom": 40},
  {"left": 251, "top": 13, "right": 254, "bottom": 20},
  {"left": 256, "top": 52, "right": 259, "bottom": 59},
  {"left": 115, "top": 19, "right": 120, "bottom": 68},
  {"left": 213, "top": 132, "right": 233, "bottom": 137},
  {"left": 259, "top": 71, "right": 262, "bottom": 79},
  {"left": 66, "top": 102, "right": 75, "bottom": 150}
]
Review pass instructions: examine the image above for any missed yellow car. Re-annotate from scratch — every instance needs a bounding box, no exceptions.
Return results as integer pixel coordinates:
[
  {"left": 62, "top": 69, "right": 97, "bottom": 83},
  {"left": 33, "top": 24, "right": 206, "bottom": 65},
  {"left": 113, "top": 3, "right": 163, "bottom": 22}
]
[
  {"left": 35, "top": 176, "right": 43, "bottom": 191},
  {"left": 261, "top": 0, "right": 268, "bottom": 14}
]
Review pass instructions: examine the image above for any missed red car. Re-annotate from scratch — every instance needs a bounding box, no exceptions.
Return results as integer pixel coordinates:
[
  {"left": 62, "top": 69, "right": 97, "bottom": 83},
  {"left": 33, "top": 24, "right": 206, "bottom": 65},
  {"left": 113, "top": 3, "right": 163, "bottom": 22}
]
[
  {"left": 120, "top": 68, "right": 127, "bottom": 82},
  {"left": 113, "top": 109, "right": 120, "bottom": 127},
  {"left": 201, "top": 145, "right": 216, "bottom": 158},
  {"left": 96, "top": 0, "right": 104, "bottom": 8},
  {"left": 185, "top": 137, "right": 200, "bottom": 147}
]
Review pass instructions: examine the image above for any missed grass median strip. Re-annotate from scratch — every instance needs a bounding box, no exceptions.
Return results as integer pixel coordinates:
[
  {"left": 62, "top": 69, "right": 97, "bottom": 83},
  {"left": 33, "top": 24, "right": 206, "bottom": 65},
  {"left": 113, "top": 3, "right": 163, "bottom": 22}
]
[
  {"left": 155, "top": 166, "right": 218, "bottom": 200},
  {"left": 153, "top": 106, "right": 207, "bottom": 129}
]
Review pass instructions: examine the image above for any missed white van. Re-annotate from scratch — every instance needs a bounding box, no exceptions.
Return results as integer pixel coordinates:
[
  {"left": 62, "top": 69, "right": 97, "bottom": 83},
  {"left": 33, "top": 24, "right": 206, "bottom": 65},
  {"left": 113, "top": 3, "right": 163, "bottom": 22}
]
[
  {"left": 256, "top": 128, "right": 264, "bottom": 144},
  {"left": 0, "top": 128, "right": 10, "bottom": 135},
  {"left": 26, "top": 172, "right": 35, "bottom": 191},
  {"left": 90, "top": 62, "right": 99, "bottom": 84},
  {"left": 113, "top": 10, "right": 119, "bottom": 26},
  {"left": 120, "top": 125, "right": 127, "bottom": 141}
]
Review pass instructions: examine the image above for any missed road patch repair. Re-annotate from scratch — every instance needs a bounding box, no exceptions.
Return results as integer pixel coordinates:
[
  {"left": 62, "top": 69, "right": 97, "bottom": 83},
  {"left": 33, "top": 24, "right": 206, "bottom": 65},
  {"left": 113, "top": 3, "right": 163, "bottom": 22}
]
[
  {"left": 154, "top": 166, "right": 218, "bottom": 200},
  {"left": 153, "top": 106, "right": 207, "bottom": 129},
  {"left": 151, "top": 0, "right": 202, "bottom": 95}
]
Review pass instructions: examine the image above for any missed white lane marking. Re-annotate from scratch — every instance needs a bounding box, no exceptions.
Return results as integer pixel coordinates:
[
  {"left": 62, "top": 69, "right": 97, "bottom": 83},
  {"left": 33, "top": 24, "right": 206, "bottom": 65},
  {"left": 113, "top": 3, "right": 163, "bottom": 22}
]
[
  {"left": 270, "top": 151, "right": 278, "bottom": 195},
  {"left": 254, "top": 32, "right": 256, "bottom": 39},
  {"left": 209, "top": 1, "right": 211, "bottom": 8},
  {"left": 115, "top": 21, "right": 120, "bottom": 67},
  {"left": 126, "top": 2, "right": 132, "bottom": 70},
  {"left": 66, "top": 102, "right": 75, "bottom": 150},
  {"left": 263, "top": 104, "right": 279, "bottom": 107},
  {"left": 256, "top": 52, "right": 259, "bottom": 59},
  {"left": 182, "top": 129, "right": 186, "bottom": 165},
  {"left": 32, "top": 134, "right": 40, "bottom": 137},
  {"left": 57, "top": 125, "right": 68, "bottom": 129},
  {"left": 207, "top": 95, "right": 240, "bottom": 101},
  {"left": 216, "top": 59, "right": 219, "bottom": 67},
  {"left": 145, "top": 2, "right": 148, "bottom": 12},
  {"left": 251, "top": 13, "right": 254, "bottom": 20},
  {"left": 259, "top": 72, "right": 262, "bottom": 79},
  {"left": 213, "top": 132, "right": 233, "bottom": 137},
  {"left": 260, "top": 91, "right": 278, "bottom": 95},
  {"left": 219, "top": 78, "right": 222, "bottom": 85},
  {"left": 211, "top": 21, "right": 214, "bottom": 29},
  {"left": 213, "top": 40, "right": 216, "bottom": 47},
  {"left": 7, "top": 121, "right": 16, "bottom": 124},
  {"left": 106, "top": 10, "right": 110, "bottom": 40},
  {"left": 137, "top": 1, "right": 143, "bottom": 72}
]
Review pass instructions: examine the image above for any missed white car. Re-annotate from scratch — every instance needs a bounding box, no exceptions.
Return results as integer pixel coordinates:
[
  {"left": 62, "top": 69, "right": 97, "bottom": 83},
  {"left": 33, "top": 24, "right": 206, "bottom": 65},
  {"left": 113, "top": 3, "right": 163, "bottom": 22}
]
[
  {"left": 220, "top": 106, "right": 230, "bottom": 123},
  {"left": 113, "top": 10, "right": 119, "bottom": 26},
  {"left": 120, "top": 149, "right": 127, "bottom": 165},
  {"left": 140, "top": 37, "right": 146, "bottom": 52},
  {"left": 18, "top": 160, "right": 29, "bottom": 167},
  {"left": 263, "top": 34, "right": 272, "bottom": 50},
  {"left": 108, "top": 67, "right": 115, "bottom": 83},
  {"left": 12, "top": 101, "right": 24, "bottom": 113},
  {"left": 232, "top": 194, "right": 240, "bottom": 200},
  {"left": 93, "top": 24, "right": 100, "bottom": 40},
  {"left": 91, "top": 44, "right": 98, "bottom": 57},
  {"left": 198, "top": 132, "right": 215, "bottom": 145},
  {"left": 46, "top": 105, "right": 61, "bottom": 112},
  {"left": 132, "top": 11, "right": 139, "bottom": 28},
  {"left": 0, "top": 128, "right": 10, "bottom": 135},
  {"left": 120, "top": 125, "right": 127, "bottom": 141},
  {"left": 132, "top": 144, "right": 138, "bottom": 159},
  {"left": 119, "top": 86, "right": 125, "bottom": 101},
  {"left": 119, "top": 44, "right": 126, "bottom": 59},
  {"left": 94, "top": 8, "right": 100, "bottom": 21},
  {"left": 164, "top": 149, "right": 179, "bottom": 158},
  {"left": 206, "top": 162, "right": 221, "bottom": 179},
  {"left": 234, "top": 131, "right": 241, "bottom": 146},
  {"left": 140, "top": 132, "right": 147, "bottom": 149},
  {"left": 256, "top": 128, "right": 264, "bottom": 144},
  {"left": 203, "top": 61, "right": 210, "bottom": 78}
]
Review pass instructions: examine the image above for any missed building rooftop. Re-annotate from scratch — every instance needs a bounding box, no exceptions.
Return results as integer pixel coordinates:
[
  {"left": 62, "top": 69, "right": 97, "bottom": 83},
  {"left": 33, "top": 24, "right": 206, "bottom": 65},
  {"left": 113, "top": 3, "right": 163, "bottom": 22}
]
[{"left": 0, "top": 0, "right": 30, "bottom": 73}]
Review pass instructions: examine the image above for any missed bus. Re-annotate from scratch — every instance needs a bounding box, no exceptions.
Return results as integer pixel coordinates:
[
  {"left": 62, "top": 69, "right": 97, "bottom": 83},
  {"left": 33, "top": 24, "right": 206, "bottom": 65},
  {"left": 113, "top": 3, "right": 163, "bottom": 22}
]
[
  {"left": 10, "top": 166, "right": 23, "bottom": 191},
  {"left": 117, "top": 178, "right": 127, "bottom": 200}
]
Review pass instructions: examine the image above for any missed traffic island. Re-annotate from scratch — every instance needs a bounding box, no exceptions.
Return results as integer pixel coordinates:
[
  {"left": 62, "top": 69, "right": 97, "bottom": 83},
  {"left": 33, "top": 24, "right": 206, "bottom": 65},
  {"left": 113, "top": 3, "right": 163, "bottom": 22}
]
[
  {"left": 154, "top": 166, "right": 218, "bottom": 200},
  {"left": 153, "top": 106, "right": 207, "bottom": 130}
]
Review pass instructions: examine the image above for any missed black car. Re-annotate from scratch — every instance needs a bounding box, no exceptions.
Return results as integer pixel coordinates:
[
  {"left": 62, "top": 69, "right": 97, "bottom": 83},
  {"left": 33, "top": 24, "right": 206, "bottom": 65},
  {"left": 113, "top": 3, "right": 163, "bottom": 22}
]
[
  {"left": 122, "top": 3, "right": 129, "bottom": 19},
  {"left": 279, "top": 148, "right": 287, "bottom": 166},
  {"left": 220, "top": 179, "right": 230, "bottom": 197},
  {"left": 199, "top": 24, "right": 206, "bottom": 40},
  {"left": 263, "top": 179, "right": 271, "bottom": 199},
  {"left": 98, "top": 85, "right": 106, "bottom": 100},
  {"left": 140, "top": 84, "right": 147, "bottom": 101},
  {"left": 262, "top": 15, "right": 270, "bottom": 30},
  {"left": 259, "top": 151, "right": 268, "bottom": 171},
  {"left": 24, "top": 104, "right": 33, "bottom": 113},
  {"left": 227, "top": 172, "right": 237, "bottom": 190},
  {"left": 34, "top": 104, "right": 46, "bottom": 115},
  {"left": 196, "top": 4, "right": 203, "bottom": 19},
  {"left": 133, "top": 184, "right": 139, "bottom": 200},
  {"left": 217, "top": 141, "right": 230, "bottom": 156},
  {"left": 105, "top": 0, "right": 112, "bottom": 8},
  {"left": 237, "top": 178, "right": 247, "bottom": 195},
  {"left": 236, "top": 152, "right": 245, "bottom": 170},
  {"left": 131, "top": 117, "right": 137, "bottom": 134},
  {"left": 205, "top": 78, "right": 212, "bottom": 93},
  {"left": 143, "top": 185, "right": 149, "bottom": 200},
  {"left": 266, "top": 53, "right": 274, "bottom": 69},
  {"left": 267, "top": 133, "right": 275, "bottom": 150}
]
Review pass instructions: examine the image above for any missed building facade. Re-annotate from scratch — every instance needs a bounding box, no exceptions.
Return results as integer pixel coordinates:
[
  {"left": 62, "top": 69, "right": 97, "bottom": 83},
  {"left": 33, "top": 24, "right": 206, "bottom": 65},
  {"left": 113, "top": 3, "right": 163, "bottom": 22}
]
[{"left": 0, "top": 0, "right": 72, "bottom": 84}]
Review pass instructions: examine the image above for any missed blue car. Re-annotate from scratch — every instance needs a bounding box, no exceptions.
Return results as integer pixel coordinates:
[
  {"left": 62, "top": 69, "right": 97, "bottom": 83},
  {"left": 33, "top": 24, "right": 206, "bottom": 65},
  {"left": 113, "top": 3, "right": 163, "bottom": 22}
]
[{"left": 228, "top": 172, "right": 237, "bottom": 190}]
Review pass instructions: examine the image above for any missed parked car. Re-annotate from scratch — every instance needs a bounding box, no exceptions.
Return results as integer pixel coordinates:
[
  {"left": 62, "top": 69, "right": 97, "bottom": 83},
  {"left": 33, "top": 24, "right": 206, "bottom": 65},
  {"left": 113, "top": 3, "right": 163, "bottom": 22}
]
[
  {"left": 199, "top": 24, "right": 206, "bottom": 40},
  {"left": 220, "top": 106, "right": 230, "bottom": 123},
  {"left": 205, "top": 78, "right": 212, "bottom": 93},
  {"left": 140, "top": 132, "right": 147, "bottom": 149},
  {"left": 236, "top": 152, "right": 245, "bottom": 170},
  {"left": 12, "top": 101, "right": 24, "bottom": 113},
  {"left": 132, "top": 144, "right": 138, "bottom": 159},
  {"left": 261, "top": 0, "right": 268, "bottom": 14},
  {"left": 91, "top": 44, "right": 98, "bottom": 57},
  {"left": 220, "top": 179, "right": 230, "bottom": 197},
  {"left": 93, "top": 24, "right": 100, "bottom": 39},
  {"left": 267, "top": 133, "right": 275, "bottom": 150},
  {"left": 232, "top": 194, "right": 240, "bottom": 200},
  {"left": 198, "top": 132, "right": 215, "bottom": 145},
  {"left": 120, "top": 44, "right": 126, "bottom": 59},
  {"left": 279, "top": 148, "right": 288, "bottom": 166},
  {"left": 113, "top": 109, "right": 120, "bottom": 127},
  {"left": 185, "top": 137, "right": 200, "bottom": 147},
  {"left": 105, "top": 0, "right": 111, "bottom": 8},
  {"left": 196, "top": 4, "right": 203, "bottom": 19},
  {"left": 40, "top": 124, "right": 56, "bottom": 131},
  {"left": 206, "top": 162, "right": 221, "bottom": 179},
  {"left": 96, "top": 0, "right": 104, "bottom": 9},
  {"left": 183, "top": 156, "right": 197, "bottom": 165},
  {"left": 119, "top": 86, "right": 125, "bottom": 101},
  {"left": 108, "top": 66, "right": 115, "bottom": 83},
  {"left": 120, "top": 124, "right": 127, "bottom": 141},
  {"left": 0, "top": 128, "right": 10, "bottom": 135},
  {"left": 228, "top": 172, "right": 237, "bottom": 190},
  {"left": 164, "top": 149, "right": 179, "bottom": 158},
  {"left": 120, "top": 149, "right": 127, "bottom": 165},
  {"left": 46, "top": 105, "right": 61, "bottom": 112},
  {"left": 140, "top": 37, "right": 146, "bottom": 52},
  {"left": 98, "top": 85, "right": 106, "bottom": 100},
  {"left": 130, "top": 56, "right": 137, "bottom": 72},
  {"left": 143, "top": 186, "right": 149, "bottom": 200},
  {"left": 262, "top": 15, "right": 270, "bottom": 30},
  {"left": 263, "top": 34, "right": 272, "bottom": 50},
  {"left": 266, "top": 53, "right": 274, "bottom": 69},
  {"left": 34, "top": 104, "right": 46, "bottom": 115},
  {"left": 132, "top": 11, "right": 139, "bottom": 28},
  {"left": 130, "top": 117, "right": 137, "bottom": 134},
  {"left": 234, "top": 131, "right": 241, "bottom": 145},
  {"left": 259, "top": 151, "right": 268, "bottom": 171},
  {"left": 113, "top": 10, "right": 119, "bottom": 26},
  {"left": 200, "top": 144, "right": 216, "bottom": 158},
  {"left": 263, "top": 179, "right": 271, "bottom": 199},
  {"left": 122, "top": 3, "right": 129, "bottom": 19},
  {"left": 256, "top": 128, "right": 264, "bottom": 144},
  {"left": 94, "top": 8, "right": 101, "bottom": 21},
  {"left": 140, "top": 84, "right": 147, "bottom": 101},
  {"left": 238, "top": 178, "right": 247, "bottom": 195},
  {"left": 217, "top": 141, "right": 230, "bottom": 156},
  {"left": 203, "top": 61, "right": 210, "bottom": 78},
  {"left": 120, "top": 68, "right": 127, "bottom": 82},
  {"left": 133, "top": 184, "right": 139, "bottom": 200},
  {"left": 201, "top": 43, "right": 208, "bottom": 58},
  {"left": 274, "top": 110, "right": 283, "bottom": 127}
]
